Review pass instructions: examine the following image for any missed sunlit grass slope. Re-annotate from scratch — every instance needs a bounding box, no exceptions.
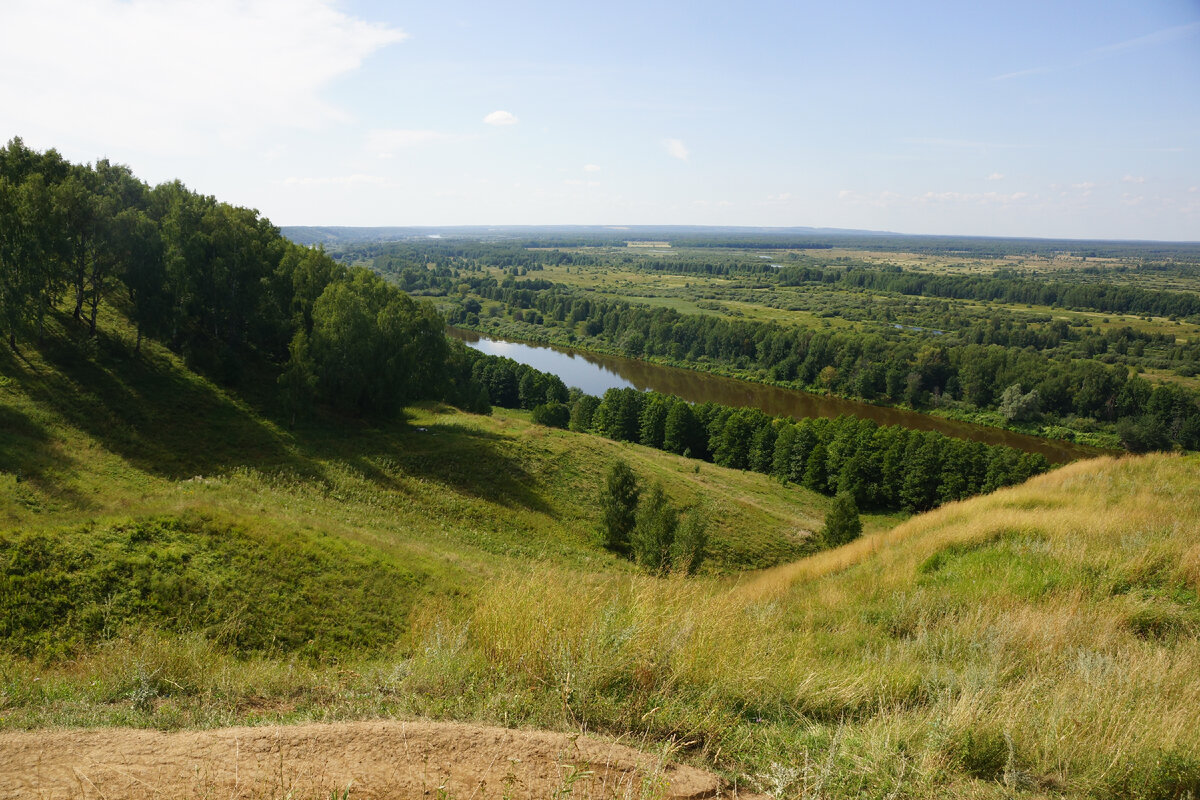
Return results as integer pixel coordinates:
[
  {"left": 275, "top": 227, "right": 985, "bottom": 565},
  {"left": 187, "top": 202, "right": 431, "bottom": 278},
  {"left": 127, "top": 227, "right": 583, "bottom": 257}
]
[{"left": 457, "top": 453, "right": 1200, "bottom": 798}]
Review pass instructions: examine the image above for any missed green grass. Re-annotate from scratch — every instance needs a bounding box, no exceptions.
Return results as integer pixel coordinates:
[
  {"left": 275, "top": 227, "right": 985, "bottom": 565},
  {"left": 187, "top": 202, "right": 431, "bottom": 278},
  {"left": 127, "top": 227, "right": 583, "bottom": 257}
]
[{"left": 2, "top": 309, "right": 1198, "bottom": 799}]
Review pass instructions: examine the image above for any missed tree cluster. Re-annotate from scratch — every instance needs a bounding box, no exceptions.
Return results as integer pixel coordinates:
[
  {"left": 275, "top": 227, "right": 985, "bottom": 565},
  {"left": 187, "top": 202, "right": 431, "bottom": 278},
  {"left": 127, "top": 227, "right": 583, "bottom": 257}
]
[
  {"left": 597, "top": 461, "right": 708, "bottom": 575},
  {"left": 0, "top": 138, "right": 460, "bottom": 418}
]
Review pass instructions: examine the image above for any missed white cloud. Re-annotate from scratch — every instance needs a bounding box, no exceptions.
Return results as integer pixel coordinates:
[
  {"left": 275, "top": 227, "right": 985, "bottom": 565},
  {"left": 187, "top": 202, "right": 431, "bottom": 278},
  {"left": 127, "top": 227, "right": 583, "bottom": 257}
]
[
  {"left": 366, "top": 129, "right": 456, "bottom": 156},
  {"left": 663, "top": 138, "right": 689, "bottom": 160},
  {"left": 766, "top": 192, "right": 793, "bottom": 202},
  {"left": 986, "top": 172, "right": 1005, "bottom": 181},
  {"left": 1122, "top": 175, "right": 1146, "bottom": 184},
  {"left": 0, "top": 0, "right": 407, "bottom": 154},
  {"left": 484, "top": 110, "right": 518, "bottom": 126},
  {"left": 583, "top": 164, "right": 601, "bottom": 172},
  {"left": 563, "top": 179, "right": 600, "bottom": 187}
]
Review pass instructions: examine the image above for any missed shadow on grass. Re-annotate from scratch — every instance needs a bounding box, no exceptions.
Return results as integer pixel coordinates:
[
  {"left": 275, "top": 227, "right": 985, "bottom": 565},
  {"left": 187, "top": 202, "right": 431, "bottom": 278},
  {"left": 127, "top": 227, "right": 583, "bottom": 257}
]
[
  {"left": 0, "top": 403, "right": 91, "bottom": 509},
  {"left": 0, "top": 322, "right": 311, "bottom": 482},
  {"left": 3, "top": 318, "right": 553, "bottom": 516},
  {"left": 298, "top": 414, "right": 553, "bottom": 515}
]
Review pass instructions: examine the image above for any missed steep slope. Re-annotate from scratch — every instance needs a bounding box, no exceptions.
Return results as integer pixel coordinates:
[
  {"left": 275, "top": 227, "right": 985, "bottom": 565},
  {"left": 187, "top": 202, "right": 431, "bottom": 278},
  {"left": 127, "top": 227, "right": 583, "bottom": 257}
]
[{"left": 454, "top": 453, "right": 1200, "bottom": 798}]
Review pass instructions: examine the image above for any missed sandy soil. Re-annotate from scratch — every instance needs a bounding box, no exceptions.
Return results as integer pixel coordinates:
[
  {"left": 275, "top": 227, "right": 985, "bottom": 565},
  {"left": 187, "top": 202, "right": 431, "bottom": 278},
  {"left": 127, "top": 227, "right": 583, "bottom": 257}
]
[{"left": 0, "top": 719, "right": 765, "bottom": 799}]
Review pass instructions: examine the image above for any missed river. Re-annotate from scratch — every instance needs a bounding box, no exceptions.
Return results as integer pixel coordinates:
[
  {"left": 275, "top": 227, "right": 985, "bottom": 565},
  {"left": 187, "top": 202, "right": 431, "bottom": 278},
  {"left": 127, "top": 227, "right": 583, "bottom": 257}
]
[{"left": 450, "top": 328, "right": 1108, "bottom": 464}]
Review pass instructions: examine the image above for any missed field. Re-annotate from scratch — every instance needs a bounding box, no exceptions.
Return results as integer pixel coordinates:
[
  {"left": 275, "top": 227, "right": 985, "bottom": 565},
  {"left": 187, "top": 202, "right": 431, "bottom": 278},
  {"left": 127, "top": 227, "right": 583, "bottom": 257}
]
[{"left": 488, "top": 252, "right": 1200, "bottom": 345}]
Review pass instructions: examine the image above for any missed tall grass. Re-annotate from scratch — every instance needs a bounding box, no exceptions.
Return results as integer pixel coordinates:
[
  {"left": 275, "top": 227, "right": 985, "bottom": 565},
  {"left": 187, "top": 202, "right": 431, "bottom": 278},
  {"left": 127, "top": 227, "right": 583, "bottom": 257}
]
[{"left": 448, "top": 454, "right": 1200, "bottom": 797}]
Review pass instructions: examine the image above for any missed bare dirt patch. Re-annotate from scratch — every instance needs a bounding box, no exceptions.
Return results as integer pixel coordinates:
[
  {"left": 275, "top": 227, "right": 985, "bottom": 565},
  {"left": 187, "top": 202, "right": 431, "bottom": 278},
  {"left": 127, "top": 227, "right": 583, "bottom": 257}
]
[{"left": 0, "top": 719, "right": 763, "bottom": 799}]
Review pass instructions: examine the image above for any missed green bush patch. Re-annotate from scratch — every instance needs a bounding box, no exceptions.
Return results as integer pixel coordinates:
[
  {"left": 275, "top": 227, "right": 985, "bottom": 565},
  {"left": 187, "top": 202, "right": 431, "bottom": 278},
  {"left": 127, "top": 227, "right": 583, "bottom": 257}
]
[{"left": 0, "top": 513, "right": 424, "bottom": 660}]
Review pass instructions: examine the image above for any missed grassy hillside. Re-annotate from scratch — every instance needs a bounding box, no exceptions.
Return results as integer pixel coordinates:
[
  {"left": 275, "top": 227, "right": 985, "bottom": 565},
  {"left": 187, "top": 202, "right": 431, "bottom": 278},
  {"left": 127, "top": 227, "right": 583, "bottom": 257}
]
[
  {"left": 0, "top": 310, "right": 871, "bottom": 661},
  {"left": 3, "top": 312, "right": 1198, "bottom": 798}
]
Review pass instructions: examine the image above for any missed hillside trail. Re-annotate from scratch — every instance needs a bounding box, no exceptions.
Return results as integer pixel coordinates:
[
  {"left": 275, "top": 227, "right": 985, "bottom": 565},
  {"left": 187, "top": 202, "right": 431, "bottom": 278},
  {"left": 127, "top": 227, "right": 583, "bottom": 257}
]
[{"left": 0, "top": 719, "right": 765, "bottom": 799}]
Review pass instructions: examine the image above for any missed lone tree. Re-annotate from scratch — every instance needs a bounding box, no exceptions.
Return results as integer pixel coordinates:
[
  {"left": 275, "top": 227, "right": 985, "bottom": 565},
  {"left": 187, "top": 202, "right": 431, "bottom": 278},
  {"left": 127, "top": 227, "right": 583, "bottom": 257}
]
[
  {"left": 631, "top": 483, "right": 679, "bottom": 574},
  {"left": 599, "top": 460, "right": 640, "bottom": 557},
  {"left": 822, "top": 491, "right": 862, "bottom": 547}
]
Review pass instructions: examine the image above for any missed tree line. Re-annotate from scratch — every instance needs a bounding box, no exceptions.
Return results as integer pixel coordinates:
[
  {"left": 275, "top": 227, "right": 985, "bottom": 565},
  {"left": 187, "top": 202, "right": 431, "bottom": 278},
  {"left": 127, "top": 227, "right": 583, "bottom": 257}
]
[
  {"left": 449, "top": 283, "right": 1200, "bottom": 451},
  {"left": 458, "top": 349, "right": 1049, "bottom": 513},
  {"left": 777, "top": 265, "right": 1200, "bottom": 320}
]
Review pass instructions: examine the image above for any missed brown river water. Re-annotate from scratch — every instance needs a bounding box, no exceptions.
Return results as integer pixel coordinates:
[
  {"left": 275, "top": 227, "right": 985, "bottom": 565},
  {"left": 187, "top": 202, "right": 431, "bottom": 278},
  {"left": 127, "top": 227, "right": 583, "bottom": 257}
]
[{"left": 450, "top": 328, "right": 1110, "bottom": 464}]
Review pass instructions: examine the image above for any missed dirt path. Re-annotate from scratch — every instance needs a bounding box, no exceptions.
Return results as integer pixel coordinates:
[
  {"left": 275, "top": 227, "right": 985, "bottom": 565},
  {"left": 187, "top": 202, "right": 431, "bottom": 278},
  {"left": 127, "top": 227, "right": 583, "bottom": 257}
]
[{"left": 0, "top": 720, "right": 764, "bottom": 799}]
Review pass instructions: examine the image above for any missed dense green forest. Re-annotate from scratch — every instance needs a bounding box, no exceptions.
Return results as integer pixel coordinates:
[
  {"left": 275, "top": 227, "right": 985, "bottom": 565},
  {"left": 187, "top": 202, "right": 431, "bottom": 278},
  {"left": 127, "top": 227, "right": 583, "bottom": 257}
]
[{"left": 0, "top": 137, "right": 475, "bottom": 417}]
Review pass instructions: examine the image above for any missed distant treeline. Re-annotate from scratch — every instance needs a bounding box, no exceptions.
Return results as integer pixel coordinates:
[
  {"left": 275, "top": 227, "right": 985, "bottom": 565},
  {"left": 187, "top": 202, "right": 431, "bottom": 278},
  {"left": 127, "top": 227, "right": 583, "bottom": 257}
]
[
  {"left": 449, "top": 282, "right": 1200, "bottom": 452},
  {"left": 668, "top": 237, "right": 834, "bottom": 250},
  {"left": 462, "top": 349, "right": 1048, "bottom": 513},
  {"left": 372, "top": 241, "right": 604, "bottom": 273},
  {"left": 288, "top": 226, "right": 1200, "bottom": 260},
  {"left": 777, "top": 266, "right": 1200, "bottom": 320}
]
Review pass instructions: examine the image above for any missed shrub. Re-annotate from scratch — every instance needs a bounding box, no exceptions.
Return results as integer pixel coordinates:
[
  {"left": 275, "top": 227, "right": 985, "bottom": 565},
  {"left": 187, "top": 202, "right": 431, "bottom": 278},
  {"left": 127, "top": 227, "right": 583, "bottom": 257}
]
[
  {"left": 530, "top": 402, "right": 570, "bottom": 429},
  {"left": 631, "top": 483, "right": 678, "bottom": 575},
  {"left": 822, "top": 491, "right": 862, "bottom": 547},
  {"left": 598, "top": 461, "right": 640, "bottom": 557},
  {"left": 673, "top": 510, "right": 709, "bottom": 575}
]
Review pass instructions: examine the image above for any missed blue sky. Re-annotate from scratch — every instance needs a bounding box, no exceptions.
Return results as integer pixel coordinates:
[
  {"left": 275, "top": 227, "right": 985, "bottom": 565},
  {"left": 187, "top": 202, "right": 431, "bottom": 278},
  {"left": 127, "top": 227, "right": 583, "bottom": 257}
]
[{"left": 2, "top": 0, "right": 1198, "bottom": 239}]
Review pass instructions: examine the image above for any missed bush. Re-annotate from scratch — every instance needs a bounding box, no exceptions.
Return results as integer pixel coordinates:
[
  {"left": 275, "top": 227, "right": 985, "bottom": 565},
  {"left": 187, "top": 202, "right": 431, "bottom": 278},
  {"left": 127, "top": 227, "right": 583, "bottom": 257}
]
[
  {"left": 530, "top": 402, "right": 570, "bottom": 429},
  {"left": 822, "top": 492, "right": 862, "bottom": 547},
  {"left": 631, "top": 484, "right": 678, "bottom": 574},
  {"left": 598, "top": 461, "right": 640, "bottom": 557},
  {"left": 673, "top": 511, "right": 709, "bottom": 575}
]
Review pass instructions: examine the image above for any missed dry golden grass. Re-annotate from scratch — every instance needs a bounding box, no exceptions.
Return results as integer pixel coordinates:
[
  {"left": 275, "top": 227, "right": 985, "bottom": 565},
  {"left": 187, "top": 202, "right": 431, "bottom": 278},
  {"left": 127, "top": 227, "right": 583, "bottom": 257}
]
[{"left": 460, "top": 453, "right": 1200, "bottom": 798}]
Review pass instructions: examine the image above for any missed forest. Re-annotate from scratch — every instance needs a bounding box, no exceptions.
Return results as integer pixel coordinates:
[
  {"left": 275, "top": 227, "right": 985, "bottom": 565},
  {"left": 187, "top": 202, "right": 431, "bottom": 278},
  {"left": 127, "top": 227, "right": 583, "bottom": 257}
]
[
  {"left": 343, "top": 238, "right": 1200, "bottom": 453},
  {"left": 0, "top": 137, "right": 471, "bottom": 418}
]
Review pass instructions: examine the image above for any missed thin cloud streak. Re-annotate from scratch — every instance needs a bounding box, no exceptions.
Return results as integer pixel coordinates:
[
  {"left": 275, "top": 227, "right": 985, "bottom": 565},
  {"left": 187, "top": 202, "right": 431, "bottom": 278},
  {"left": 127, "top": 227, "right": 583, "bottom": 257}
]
[{"left": 992, "top": 20, "right": 1200, "bottom": 81}]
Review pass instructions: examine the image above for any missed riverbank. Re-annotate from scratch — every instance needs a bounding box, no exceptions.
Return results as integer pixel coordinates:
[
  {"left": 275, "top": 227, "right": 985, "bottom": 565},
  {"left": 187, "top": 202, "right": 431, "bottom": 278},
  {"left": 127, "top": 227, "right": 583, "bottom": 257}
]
[{"left": 449, "top": 324, "right": 1114, "bottom": 464}]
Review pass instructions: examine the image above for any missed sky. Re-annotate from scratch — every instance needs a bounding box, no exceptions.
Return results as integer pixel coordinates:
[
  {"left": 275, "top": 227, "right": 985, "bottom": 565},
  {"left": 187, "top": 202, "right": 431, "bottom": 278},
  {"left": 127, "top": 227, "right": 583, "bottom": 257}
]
[{"left": 1, "top": 0, "right": 1198, "bottom": 240}]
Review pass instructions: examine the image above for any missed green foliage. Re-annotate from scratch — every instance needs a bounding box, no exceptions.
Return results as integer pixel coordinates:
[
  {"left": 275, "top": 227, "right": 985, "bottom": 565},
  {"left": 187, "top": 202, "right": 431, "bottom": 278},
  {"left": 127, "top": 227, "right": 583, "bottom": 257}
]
[
  {"left": 631, "top": 483, "right": 679, "bottom": 574},
  {"left": 598, "top": 461, "right": 640, "bottom": 556},
  {"left": 662, "top": 400, "right": 701, "bottom": 457},
  {"left": 568, "top": 394, "right": 599, "bottom": 432},
  {"left": 822, "top": 491, "right": 862, "bottom": 547},
  {"left": 999, "top": 383, "right": 1042, "bottom": 422},
  {"left": 530, "top": 401, "right": 570, "bottom": 428},
  {"left": 673, "top": 510, "right": 709, "bottom": 576},
  {"left": 945, "top": 727, "right": 1015, "bottom": 782},
  {"left": 0, "top": 514, "right": 421, "bottom": 660},
  {"left": 0, "top": 138, "right": 477, "bottom": 421},
  {"left": 305, "top": 271, "right": 447, "bottom": 416}
]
